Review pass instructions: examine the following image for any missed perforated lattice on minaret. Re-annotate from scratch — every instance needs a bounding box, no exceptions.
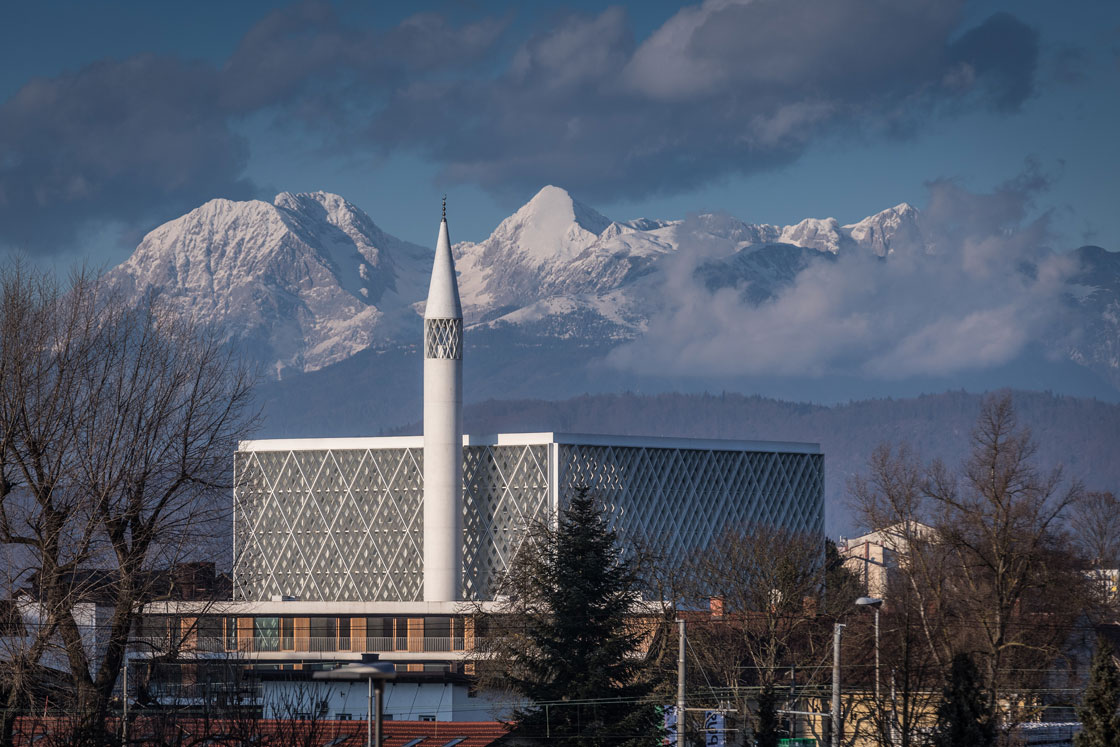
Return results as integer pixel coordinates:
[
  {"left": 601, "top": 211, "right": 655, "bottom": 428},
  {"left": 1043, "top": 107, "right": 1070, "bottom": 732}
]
[{"left": 424, "top": 318, "right": 462, "bottom": 359}]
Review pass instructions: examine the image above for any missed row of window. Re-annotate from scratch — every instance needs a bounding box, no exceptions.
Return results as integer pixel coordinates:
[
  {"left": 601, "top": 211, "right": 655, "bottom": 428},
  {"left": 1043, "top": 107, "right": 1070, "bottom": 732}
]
[{"left": 138, "top": 615, "right": 469, "bottom": 654}]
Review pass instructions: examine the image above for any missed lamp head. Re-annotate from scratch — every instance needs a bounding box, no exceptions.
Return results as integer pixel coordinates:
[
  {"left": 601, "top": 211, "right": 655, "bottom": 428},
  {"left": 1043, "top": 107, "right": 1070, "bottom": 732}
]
[
  {"left": 312, "top": 662, "right": 397, "bottom": 681},
  {"left": 855, "top": 596, "right": 883, "bottom": 608}
]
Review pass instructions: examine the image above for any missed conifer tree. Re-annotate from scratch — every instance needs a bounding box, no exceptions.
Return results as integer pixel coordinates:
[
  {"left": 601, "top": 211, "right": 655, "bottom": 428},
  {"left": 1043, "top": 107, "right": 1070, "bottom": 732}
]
[
  {"left": 754, "top": 684, "right": 781, "bottom": 747},
  {"left": 1075, "top": 639, "right": 1120, "bottom": 747},
  {"left": 484, "top": 487, "right": 660, "bottom": 746},
  {"left": 931, "top": 652, "right": 995, "bottom": 747}
]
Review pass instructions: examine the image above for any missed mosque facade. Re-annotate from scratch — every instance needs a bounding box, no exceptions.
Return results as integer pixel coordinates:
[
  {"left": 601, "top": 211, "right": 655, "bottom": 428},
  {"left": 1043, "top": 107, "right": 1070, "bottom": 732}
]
[{"left": 231, "top": 209, "right": 824, "bottom": 605}]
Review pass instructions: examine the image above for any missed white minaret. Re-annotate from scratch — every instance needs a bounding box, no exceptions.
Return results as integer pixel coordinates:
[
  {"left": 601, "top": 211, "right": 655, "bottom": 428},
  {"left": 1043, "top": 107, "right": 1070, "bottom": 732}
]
[{"left": 423, "top": 199, "right": 464, "bottom": 601}]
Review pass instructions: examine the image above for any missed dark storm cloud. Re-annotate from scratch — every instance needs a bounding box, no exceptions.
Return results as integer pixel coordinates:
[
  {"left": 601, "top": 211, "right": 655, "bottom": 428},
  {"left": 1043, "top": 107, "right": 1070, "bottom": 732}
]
[
  {"left": 0, "top": 55, "right": 254, "bottom": 253},
  {"left": 0, "top": 0, "right": 1041, "bottom": 254},
  {"left": 946, "top": 12, "right": 1038, "bottom": 112},
  {"left": 0, "top": 1, "right": 506, "bottom": 255},
  {"left": 220, "top": 2, "right": 505, "bottom": 113},
  {"left": 370, "top": 0, "right": 1040, "bottom": 201}
]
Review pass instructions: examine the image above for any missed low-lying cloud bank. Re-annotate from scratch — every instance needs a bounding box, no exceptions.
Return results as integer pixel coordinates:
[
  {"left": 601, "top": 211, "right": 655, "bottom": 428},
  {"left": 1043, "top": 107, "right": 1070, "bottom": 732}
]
[{"left": 606, "top": 172, "right": 1078, "bottom": 380}]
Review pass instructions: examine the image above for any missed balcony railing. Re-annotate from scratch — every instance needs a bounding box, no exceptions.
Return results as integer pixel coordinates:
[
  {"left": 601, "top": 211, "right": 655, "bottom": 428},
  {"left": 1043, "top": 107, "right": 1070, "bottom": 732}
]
[
  {"left": 144, "top": 680, "right": 262, "bottom": 702},
  {"left": 131, "top": 636, "right": 473, "bottom": 655}
]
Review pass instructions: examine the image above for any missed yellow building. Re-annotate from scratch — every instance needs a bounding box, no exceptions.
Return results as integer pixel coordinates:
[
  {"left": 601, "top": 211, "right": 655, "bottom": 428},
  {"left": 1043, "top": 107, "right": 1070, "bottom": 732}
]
[{"left": 837, "top": 521, "right": 934, "bottom": 599}]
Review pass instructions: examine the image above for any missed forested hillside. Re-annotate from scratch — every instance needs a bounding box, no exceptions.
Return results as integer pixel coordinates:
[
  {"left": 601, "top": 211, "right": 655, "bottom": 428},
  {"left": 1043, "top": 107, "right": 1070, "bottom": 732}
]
[{"left": 401, "top": 390, "right": 1119, "bottom": 535}]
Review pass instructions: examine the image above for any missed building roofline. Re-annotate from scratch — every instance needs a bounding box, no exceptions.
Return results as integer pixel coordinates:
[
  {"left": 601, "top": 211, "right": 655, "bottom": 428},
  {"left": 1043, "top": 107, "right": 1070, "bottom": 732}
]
[
  {"left": 238, "top": 432, "right": 820, "bottom": 454},
  {"left": 140, "top": 599, "right": 498, "bottom": 615},
  {"left": 140, "top": 598, "right": 666, "bottom": 615}
]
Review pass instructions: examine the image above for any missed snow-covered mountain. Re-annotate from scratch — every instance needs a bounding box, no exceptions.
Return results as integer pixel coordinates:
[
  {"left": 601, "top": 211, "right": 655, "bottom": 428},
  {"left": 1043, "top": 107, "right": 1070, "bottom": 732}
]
[
  {"left": 453, "top": 185, "right": 675, "bottom": 329},
  {"left": 845, "top": 203, "right": 924, "bottom": 257},
  {"left": 106, "top": 191, "right": 430, "bottom": 377},
  {"left": 107, "top": 186, "right": 1120, "bottom": 399},
  {"left": 1067, "top": 245, "right": 1120, "bottom": 389},
  {"left": 451, "top": 188, "right": 928, "bottom": 338}
]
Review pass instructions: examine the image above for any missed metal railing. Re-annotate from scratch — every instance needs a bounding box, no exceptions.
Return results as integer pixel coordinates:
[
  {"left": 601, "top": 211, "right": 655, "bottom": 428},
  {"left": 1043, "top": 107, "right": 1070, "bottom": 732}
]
[
  {"left": 145, "top": 679, "right": 262, "bottom": 701},
  {"left": 131, "top": 635, "right": 473, "bottom": 655}
]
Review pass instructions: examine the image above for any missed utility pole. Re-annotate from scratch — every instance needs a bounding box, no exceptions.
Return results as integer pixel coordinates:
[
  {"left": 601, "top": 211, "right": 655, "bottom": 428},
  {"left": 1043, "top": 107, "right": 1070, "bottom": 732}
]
[
  {"left": 890, "top": 668, "right": 898, "bottom": 747},
  {"left": 121, "top": 658, "right": 127, "bottom": 747},
  {"left": 677, "top": 619, "right": 685, "bottom": 747},
  {"left": 856, "top": 596, "right": 884, "bottom": 745},
  {"left": 874, "top": 607, "right": 880, "bottom": 704},
  {"left": 832, "top": 623, "right": 845, "bottom": 747}
]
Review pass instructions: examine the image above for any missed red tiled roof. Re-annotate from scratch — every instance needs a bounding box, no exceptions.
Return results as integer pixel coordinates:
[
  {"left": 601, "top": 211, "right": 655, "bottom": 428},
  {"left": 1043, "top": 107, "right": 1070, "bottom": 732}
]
[
  {"left": 380, "top": 720, "right": 509, "bottom": 745},
  {"left": 12, "top": 716, "right": 510, "bottom": 746}
]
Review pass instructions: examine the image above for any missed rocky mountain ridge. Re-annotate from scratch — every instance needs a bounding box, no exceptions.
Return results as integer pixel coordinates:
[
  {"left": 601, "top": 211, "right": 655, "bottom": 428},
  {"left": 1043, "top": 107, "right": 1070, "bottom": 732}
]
[
  {"left": 107, "top": 191, "right": 430, "bottom": 377},
  {"left": 106, "top": 186, "right": 1119, "bottom": 399}
]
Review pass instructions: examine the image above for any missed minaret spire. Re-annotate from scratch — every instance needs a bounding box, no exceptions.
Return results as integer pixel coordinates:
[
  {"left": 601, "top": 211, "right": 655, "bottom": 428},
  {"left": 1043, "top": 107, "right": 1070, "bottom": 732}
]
[{"left": 423, "top": 198, "right": 463, "bottom": 602}]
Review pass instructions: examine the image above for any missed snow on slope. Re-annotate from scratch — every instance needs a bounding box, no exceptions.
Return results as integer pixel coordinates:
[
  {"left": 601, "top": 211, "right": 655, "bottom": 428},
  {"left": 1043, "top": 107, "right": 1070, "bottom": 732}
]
[
  {"left": 844, "top": 203, "right": 923, "bottom": 257},
  {"left": 105, "top": 187, "right": 1118, "bottom": 394},
  {"left": 1066, "top": 245, "right": 1120, "bottom": 388},
  {"left": 491, "top": 184, "right": 611, "bottom": 263},
  {"left": 102, "top": 189, "right": 964, "bottom": 378},
  {"left": 106, "top": 191, "right": 429, "bottom": 377},
  {"left": 454, "top": 186, "right": 676, "bottom": 321},
  {"left": 779, "top": 216, "right": 849, "bottom": 254}
]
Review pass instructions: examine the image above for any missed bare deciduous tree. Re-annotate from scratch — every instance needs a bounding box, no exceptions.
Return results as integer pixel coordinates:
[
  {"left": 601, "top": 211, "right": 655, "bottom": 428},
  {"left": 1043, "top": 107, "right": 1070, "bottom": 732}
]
[
  {"left": 849, "top": 394, "right": 1090, "bottom": 741},
  {"left": 849, "top": 446, "right": 948, "bottom": 747},
  {"left": 1070, "top": 490, "right": 1120, "bottom": 607},
  {"left": 682, "top": 523, "right": 834, "bottom": 743},
  {"left": 927, "top": 394, "right": 1085, "bottom": 718},
  {"left": 0, "top": 261, "right": 255, "bottom": 742}
]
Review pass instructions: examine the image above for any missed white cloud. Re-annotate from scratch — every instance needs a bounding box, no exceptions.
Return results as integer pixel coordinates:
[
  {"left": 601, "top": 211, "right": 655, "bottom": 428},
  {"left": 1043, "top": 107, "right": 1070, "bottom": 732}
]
[{"left": 607, "top": 174, "right": 1074, "bottom": 380}]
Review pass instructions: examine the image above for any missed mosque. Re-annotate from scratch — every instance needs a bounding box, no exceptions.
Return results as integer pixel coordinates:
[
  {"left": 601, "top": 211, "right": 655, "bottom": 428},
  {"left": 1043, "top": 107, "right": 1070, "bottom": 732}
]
[
  {"left": 134, "top": 207, "right": 824, "bottom": 722},
  {"left": 231, "top": 207, "right": 824, "bottom": 605}
]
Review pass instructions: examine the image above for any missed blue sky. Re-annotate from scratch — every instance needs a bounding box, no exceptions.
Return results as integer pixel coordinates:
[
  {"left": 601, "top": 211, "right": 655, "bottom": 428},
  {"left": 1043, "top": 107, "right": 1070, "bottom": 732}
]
[{"left": 2, "top": 0, "right": 1117, "bottom": 266}]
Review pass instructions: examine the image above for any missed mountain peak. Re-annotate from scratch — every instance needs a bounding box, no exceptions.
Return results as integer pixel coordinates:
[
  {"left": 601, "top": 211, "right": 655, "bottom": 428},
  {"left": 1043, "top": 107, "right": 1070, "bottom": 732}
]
[
  {"left": 103, "top": 188, "right": 1117, "bottom": 400},
  {"left": 273, "top": 191, "right": 371, "bottom": 233},
  {"left": 492, "top": 186, "right": 612, "bottom": 262},
  {"left": 522, "top": 185, "right": 611, "bottom": 230},
  {"left": 274, "top": 190, "right": 349, "bottom": 214},
  {"left": 780, "top": 216, "right": 847, "bottom": 254},
  {"left": 106, "top": 191, "right": 431, "bottom": 378},
  {"left": 845, "top": 202, "right": 924, "bottom": 256}
]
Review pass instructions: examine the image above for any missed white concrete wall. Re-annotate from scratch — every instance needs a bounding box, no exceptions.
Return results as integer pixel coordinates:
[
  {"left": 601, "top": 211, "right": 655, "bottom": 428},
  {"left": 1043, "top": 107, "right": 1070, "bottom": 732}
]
[{"left": 261, "top": 680, "right": 520, "bottom": 722}]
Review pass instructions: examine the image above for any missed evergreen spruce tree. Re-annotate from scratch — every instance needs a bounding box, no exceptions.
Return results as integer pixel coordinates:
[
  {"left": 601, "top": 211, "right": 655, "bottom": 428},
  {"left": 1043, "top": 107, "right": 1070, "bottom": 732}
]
[
  {"left": 754, "top": 684, "right": 781, "bottom": 747},
  {"left": 492, "top": 487, "right": 660, "bottom": 746},
  {"left": 822, "top": 537, "right": 864, "bottom": 616},
  {"left": 931, "top": 652, "right": 996, "bottom": 747},
  {"left": 1075, "top": 639, "right": 1120, "bottom": 747}
]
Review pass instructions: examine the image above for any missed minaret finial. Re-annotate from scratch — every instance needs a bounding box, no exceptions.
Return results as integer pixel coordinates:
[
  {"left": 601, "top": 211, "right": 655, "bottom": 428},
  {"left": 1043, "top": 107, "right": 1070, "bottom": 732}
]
[{"left": 442, "top": 194, "right": 446, "bottom": 221}]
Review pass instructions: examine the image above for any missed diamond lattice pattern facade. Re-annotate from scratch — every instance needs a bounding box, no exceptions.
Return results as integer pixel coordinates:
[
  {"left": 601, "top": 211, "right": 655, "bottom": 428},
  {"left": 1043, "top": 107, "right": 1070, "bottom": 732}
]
[{"left": 233, "top": 434, "right": 823, "bottom": 602}]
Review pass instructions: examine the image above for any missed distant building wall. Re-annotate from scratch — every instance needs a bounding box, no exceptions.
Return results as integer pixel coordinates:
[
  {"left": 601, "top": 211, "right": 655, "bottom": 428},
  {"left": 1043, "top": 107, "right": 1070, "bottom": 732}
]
[
  {"left": 838, "top": 522, "right": 935, "bottom": 599},
  {"left": 233, "top": 440, "right": 549, "bottom": 602},
  {"left": 233, "top": 434, "right": 823, "bottom": 603},
  {"left": 259, "top": 678, "right": 516, "bottom": 722}
]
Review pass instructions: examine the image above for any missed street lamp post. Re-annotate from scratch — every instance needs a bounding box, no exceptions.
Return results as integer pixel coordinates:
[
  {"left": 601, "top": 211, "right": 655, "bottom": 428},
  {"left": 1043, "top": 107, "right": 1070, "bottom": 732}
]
[
  {"left": 677, "top": 619, "right": 685, "bottom": 747},
  {"left": 121, "top": 657, "right": 127, "bottom": 747},
  {"left": 856, "top": 597, "right": 884, "bottom": 744},
  {"left": 121, "top": 637, "right": 172, "bottom": 747},
  {"left": 313, "top": 658, "right": 397, "bottom": 747},
  {"left": 832, "top": 622, "right": 844, "bottom": 747}
]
